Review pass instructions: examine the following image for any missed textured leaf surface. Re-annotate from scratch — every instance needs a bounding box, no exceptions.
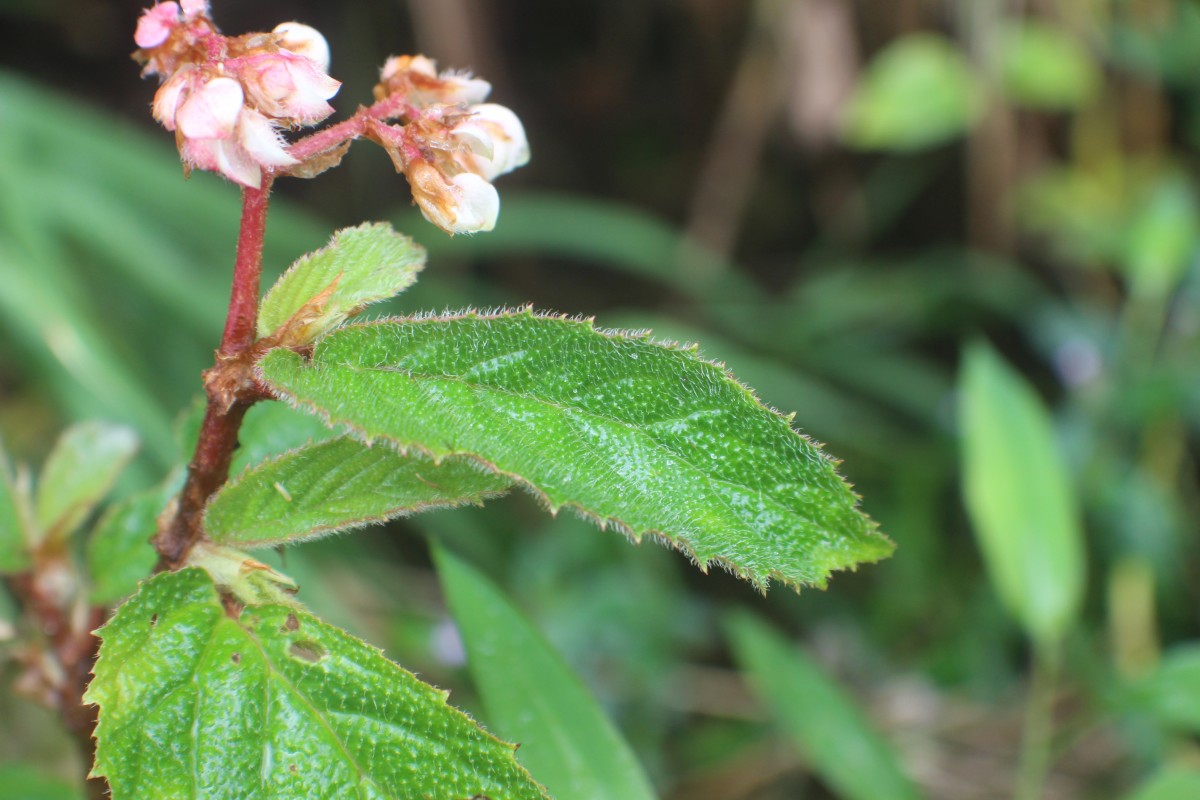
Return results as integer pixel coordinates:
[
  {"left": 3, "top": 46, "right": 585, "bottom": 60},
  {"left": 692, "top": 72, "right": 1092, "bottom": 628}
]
[
  {"left": 206, "top": 437, "right": 511, "bottom": 548},
  {"left": 35, "top": 421, "right": 138, "bottom": 543},
  {"left": 960, "top": 342, "right": 1084, "bottom": 646},
  {"left": 727, "top": 612, "right": 920, "bottom": 800},
  {"left": 436, "top": 545, "right": 657, "bottom": 800},
  {"left": 86, "top": 568, "right": 547, "bottom": 800},
  {"left": 258, "top": 311, "right": 892, "bottom": 590},
  {"left": 258, "top": 223, "right": 424, "bottom": 343}
]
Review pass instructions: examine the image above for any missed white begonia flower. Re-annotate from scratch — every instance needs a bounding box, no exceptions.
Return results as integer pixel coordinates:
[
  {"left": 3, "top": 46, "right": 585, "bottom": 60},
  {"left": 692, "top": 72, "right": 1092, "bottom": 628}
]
[
  {"left": 273, "top": 22, "right": 331, "bottom": 73},
  {"left": 407, "top": 161, "right": 499, "bottom": 234},
  {"left": 176, "top": 77, "right": 243, "bottom": 139},
  {"left": 452, "top": 103, "right": 530, "bottom": 180},
  {"left": 180, "top": 0, "right": 209, "bottom": 16},
  {"left": 446, "top": 172, "right": 500, "bottom": 232},
  {"left": 152, "top": 65, "right": 197, "bottom": 130}
]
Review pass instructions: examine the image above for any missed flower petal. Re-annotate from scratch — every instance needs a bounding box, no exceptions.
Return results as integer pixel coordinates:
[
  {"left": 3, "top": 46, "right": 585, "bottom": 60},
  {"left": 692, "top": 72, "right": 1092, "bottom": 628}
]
[
  {"left": 176, "top": 77, "right": 243, "bottom": 139},
  {"left": 273, "top": 22, "right": 332, "bottom": 73},
  {"left": 237, "top": 110, "right": 299, "bottom": 168},
  {"left": 134, "top": 3, "right": 181, "bottom": 49}
]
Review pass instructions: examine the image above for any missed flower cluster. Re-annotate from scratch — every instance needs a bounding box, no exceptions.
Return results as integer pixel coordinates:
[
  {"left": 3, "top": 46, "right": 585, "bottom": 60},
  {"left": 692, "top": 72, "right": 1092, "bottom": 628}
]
[
  {"left": 134, "top": 0, "right": 340, "bottom": 188},
  {"left": 368, "top": 56, "right": 530, "bottom": 234},
  {"left": 133, "top": 2, "right": 529, "bottom": 234}
]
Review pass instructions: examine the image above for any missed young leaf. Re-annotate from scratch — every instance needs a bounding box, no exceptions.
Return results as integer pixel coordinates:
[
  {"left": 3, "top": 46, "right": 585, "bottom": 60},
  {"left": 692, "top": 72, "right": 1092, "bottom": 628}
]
[
  {"left": 435, "top": 545, "right": 658, "bottom": 800},
  {"left": 726, "top": 612, "right": 920, "bottom": 800},
  {"left": 87, "top": 479, "right": 177, "bottom": 604},
  {"left": 205, "top": 436, "right": 512, "bottom": 548},
  {"left": 960, "top": 343, "right": 1085, "bottom": 647},
  {"left": 996, "top": 22, "right": 1100, "bottom": 111},
  {"left": 257, "top": 222, "right": 425, "bottom": 345},
  {"left": 35, "top": 421, "right": 138, "bottom": 543},
  {"left": 0, "top": 442, "right": 30, "bottom": 573},
  {"left": 841, "top": 33, "right": 981, "bottom": 151},
  {"left": 257, "top": 310, "right": 893, "bottom": 591},
  {"left": 1131, "top": 645, "right": 1200, "bottom": 733},
  {"left": 86, "top": 568, "right": 548, "bottom": 800}
]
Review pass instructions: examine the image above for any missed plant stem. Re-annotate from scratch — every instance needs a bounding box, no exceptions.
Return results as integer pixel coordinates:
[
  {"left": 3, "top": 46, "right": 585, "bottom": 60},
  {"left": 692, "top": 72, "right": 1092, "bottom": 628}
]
[
  {"left": 155, "top": 178, "right": 274, "bottom": 569},
  {"left": 1014, "top": 645, "right": 1060, "bottom": 800}
]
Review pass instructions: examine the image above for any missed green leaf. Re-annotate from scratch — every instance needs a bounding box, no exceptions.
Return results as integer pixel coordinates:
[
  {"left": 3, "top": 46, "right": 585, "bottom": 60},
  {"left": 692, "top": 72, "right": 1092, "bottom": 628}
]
[
  {"left": 842, "top": 34, "right": 982, "bottom": 151},
  {"left": 86, "top": 568, "right": 548, "bottom": 800},
  {"left": 205, "top": 437, "right": 512, "bottom": 548},
  {"left": 257, "top": 223, "right": 425, "bottom": 344},
  {"left": 435, "top": 545, "right": 657, "bottom": 800},
  {"left": 87, "top": 479, "right": 176, "bottom": 605},
  {"left": 726, "top": 612, "right": 920, "bottom": 800},
  {"left": 1122, "top": 174, "right": 1199, "bottom": 301},
  {"left": 0, "top": 441, "right": 31, "bottom": 573},
  {"left": 35, "top": 421, "right": 138, "bottom": 543},
  {"left": 997, "top": 22, "right": 1100, "bottom": 110},
  {"left": 0, "top": 763, "right": 82, "bottom": 800},
  {"left": 1124, "top": 768, "right": 1200, "bottom": 800},
  {"left": 1132, "top": 645, "right": 1200, "bottom": 733},
  {"left": 258, "top": 310, "right": 892, "bottom": 590},
  {"left": 960, "top": 342, "right": 1085, "bottom": 647}
]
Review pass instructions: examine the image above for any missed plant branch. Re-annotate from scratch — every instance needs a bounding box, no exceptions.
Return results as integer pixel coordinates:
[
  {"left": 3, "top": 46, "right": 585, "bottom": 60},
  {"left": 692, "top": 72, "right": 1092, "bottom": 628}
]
[
  {"left": 1015, "top": 644, "right": 1061, "bottom": 800},
  {"left": 155, "top": 178, "right": 275, "bottom": 570}
]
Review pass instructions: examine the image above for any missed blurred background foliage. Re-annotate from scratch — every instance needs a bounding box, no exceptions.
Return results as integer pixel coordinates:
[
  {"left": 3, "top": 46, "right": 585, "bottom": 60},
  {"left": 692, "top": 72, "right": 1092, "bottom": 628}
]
[{"left": 1, "top": 0, "right": 1199, "bottom": 798}]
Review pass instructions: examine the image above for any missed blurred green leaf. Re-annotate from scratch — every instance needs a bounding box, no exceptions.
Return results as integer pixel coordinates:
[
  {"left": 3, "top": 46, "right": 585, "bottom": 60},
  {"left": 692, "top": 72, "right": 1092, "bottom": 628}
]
[
  {"left": 842, "top": 34, "right": 982, "bottom": 151},
  {"left": 0, "top": 441, "right": 30, "bottom": 574},
  {"left": 997, "top": 21, "right": 1100, "bottom": 110},
  {"left": 1123, "top": 768, "right": 1200, "bottom": 800},
  {"left": 726, "top": 611, "right": 920, "bottom": 800},
  {"left": 0, "top": 763, "right": 81, "bottom": 800},
  {"left": 86, "top": 568, "right": 548, "bottom": 800},
  {"left": 258, "top": 223, "right": 425, "bottom": 343},
  {"left": 435, "top": 544, "right": 657, "bottom": 800},
  {"left": 259, "top": 311, "right": 893, "bottom": 590},
  {"left": 960, "top": 342, "right": 1085, "bottom": 647},
  {"left": 397, "top": 191, "right": 755, "bottom": 300},
  {"left": 206, "top": 437, "right": 511, "bottom": 548},
  {"left": 87, "top": 479, "right": 177, "bottom": 605},
  {"left": 34, "top": 421, "right": 138, "bottom": 544},
  {"left": 1122, "top": 175, "right": 1199, "bottom": 300},
  {"left": 1132, "top": 645, "right": 1200, "bottom": 733}
]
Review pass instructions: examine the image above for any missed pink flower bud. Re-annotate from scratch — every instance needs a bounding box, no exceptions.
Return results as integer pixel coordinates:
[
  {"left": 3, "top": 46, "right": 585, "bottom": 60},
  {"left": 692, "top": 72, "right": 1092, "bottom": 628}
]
[
  {"left": 239, "top": 52, "right": 340, "bottom": 124},
  {"left": 377, "top": 55, "right": 491, "bottom": 107},
  {"left": 273, "top": 22, "right": 332, "bottom": 73},
  {"left": 134, "top": 3, "right": 181, "bottom": 49}
]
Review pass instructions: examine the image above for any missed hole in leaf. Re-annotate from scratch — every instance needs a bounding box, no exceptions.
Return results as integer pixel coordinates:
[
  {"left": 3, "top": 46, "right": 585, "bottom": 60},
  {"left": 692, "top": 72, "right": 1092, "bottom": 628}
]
[
  {"left": 288, "top": 640, "right": 326, "bottom": 663},
  {"left": 289, "top": 764, "right": 298, "bottom": 775},
  {"left": 149, "top": 613, "right": 158, "bottom": 628},
  {"left": 282, "top": 613, "right": 300, "bottom": 633},
  {"left": 231, "top": 652, "right": 241, "bottom": 664}
]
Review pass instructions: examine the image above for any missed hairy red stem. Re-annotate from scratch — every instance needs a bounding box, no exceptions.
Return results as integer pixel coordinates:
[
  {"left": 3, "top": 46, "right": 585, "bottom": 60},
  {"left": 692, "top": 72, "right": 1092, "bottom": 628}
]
[{"left": 156, "top": 178, "right": 274, "bottom": 569}]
